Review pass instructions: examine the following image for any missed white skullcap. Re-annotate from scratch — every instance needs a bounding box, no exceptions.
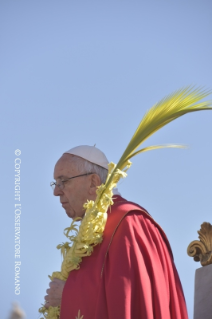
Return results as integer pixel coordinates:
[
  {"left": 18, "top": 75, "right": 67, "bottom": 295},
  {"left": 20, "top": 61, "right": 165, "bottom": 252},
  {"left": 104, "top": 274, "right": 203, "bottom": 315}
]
[{"left": 64, "top": 145, "right": 109, "bottom": 170}]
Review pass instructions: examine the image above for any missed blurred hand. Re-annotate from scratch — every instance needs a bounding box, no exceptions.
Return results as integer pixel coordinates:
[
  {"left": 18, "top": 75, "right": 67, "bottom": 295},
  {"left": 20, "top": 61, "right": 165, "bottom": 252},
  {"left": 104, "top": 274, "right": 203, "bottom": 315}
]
[{"left": 44, "top": 278, "right": 66, "bottom": 308}]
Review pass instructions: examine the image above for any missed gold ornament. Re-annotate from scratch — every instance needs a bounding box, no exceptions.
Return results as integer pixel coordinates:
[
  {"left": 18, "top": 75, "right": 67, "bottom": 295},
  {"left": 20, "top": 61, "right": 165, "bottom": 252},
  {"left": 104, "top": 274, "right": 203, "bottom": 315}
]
[{"left": 187, "top": 222, "right": 212, "bottom": 266}]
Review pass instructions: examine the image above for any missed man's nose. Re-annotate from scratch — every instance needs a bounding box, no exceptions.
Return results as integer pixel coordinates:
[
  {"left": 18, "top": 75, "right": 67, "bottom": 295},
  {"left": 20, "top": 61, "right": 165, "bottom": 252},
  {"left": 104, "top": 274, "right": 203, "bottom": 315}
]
[{"left": 53, "top": 185, "right": 63, "bottom": 196}]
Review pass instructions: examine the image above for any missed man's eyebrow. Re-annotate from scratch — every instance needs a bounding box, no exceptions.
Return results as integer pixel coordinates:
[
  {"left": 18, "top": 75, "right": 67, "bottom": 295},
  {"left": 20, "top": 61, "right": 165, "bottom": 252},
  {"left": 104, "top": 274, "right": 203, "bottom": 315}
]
[{"left": 54, "top": 175, "right": 67, "bottom": 180}]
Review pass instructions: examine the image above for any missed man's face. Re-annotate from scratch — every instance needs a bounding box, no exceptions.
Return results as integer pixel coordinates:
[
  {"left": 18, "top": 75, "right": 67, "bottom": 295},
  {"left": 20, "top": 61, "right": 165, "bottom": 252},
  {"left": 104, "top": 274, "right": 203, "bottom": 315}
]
[{"left": 53, "top": 154, "right": 97, "bottom": 219}]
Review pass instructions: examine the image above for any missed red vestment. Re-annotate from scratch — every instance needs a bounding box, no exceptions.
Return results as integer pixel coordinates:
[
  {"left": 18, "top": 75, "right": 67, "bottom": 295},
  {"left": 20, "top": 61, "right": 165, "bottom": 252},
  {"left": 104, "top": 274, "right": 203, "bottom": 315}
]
[{"left": 60, "top": 196, "right": 188, "bottom": 319}]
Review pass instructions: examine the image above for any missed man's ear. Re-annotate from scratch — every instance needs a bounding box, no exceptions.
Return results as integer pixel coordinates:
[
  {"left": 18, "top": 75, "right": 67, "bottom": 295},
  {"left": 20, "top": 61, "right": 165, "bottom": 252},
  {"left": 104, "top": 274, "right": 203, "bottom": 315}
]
[{"left": 89, "top": 174, "right": 101, "bottom": 195}]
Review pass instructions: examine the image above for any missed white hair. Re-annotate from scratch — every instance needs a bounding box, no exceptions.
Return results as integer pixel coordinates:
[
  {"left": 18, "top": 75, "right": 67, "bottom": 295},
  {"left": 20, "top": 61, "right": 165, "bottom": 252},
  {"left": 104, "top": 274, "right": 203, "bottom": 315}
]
[{"left": 70, "top": 155, "right": 108, "bottom": 184}]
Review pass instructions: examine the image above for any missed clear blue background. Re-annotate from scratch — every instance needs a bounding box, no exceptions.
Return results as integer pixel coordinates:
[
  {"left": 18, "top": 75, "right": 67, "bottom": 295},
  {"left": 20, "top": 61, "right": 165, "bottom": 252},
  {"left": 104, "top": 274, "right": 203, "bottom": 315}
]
[{"left": 1, "top": 1, "right": 212, "bottom": 318}]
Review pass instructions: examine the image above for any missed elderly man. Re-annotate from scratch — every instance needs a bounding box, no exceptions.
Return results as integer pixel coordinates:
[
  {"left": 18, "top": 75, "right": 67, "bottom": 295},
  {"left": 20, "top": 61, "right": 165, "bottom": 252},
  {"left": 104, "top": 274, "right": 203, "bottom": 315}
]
[{"left": 44, "top": 145, "right": 188, "bottom": 319}]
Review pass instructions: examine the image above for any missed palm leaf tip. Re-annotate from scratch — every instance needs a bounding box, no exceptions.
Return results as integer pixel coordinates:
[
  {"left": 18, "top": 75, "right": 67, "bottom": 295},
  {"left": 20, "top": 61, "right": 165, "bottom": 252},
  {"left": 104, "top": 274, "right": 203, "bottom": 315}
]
[{"left": 116, "top": 86, "right": 212, "bottom": 170}]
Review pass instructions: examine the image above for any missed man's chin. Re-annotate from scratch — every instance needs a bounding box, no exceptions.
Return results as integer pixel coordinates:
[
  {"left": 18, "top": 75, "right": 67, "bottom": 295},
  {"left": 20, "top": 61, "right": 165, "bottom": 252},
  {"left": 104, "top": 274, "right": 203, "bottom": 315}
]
[
  {"left": 65, "top": 209, "right": 85, "bottom": 220},
  {"left": 61, "top": 203, "right": 74, "bottom": 218},
  {"left": 65, "top": 209, "right": 74, "bottom": 218},
  {"left": 65, "top": 212, "right": 71, "bottom": 218}
]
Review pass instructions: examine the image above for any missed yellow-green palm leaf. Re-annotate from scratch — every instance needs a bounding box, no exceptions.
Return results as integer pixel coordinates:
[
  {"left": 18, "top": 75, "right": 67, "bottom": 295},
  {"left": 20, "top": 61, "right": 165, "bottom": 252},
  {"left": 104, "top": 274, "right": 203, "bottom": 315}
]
[{"left": 112, "top": 86, "right": 211, "bottom": 176}]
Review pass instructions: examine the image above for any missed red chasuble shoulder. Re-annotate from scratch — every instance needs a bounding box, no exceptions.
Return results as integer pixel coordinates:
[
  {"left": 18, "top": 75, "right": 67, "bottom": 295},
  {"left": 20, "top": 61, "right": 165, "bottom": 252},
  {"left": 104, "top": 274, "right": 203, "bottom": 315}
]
[{"left": 60, "top": 196, "right": 188, "bottom": 319}]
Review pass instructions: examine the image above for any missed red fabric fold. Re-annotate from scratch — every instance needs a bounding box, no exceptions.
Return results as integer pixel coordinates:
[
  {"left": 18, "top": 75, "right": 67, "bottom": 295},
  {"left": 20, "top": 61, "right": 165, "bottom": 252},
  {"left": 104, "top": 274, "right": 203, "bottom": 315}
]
[{"left": 60, "top": 196, "right": 188, "bottom": 319}]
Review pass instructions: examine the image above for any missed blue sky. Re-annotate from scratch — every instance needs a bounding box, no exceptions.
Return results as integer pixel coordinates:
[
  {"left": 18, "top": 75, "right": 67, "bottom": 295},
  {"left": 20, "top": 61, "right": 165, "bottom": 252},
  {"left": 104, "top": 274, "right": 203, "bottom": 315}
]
[{"left": 1, "top": 1, "right": 212, "bottom": 318}]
